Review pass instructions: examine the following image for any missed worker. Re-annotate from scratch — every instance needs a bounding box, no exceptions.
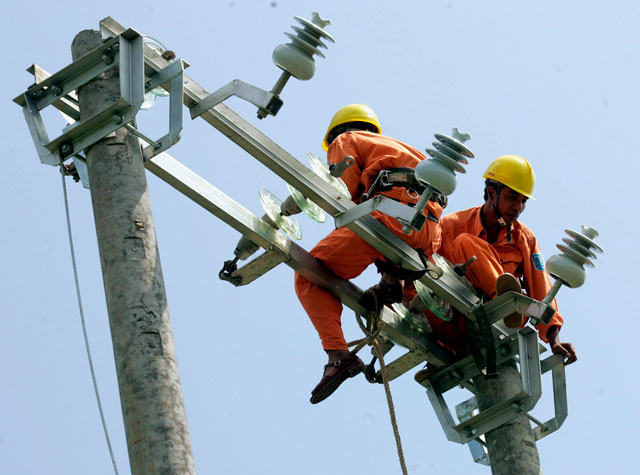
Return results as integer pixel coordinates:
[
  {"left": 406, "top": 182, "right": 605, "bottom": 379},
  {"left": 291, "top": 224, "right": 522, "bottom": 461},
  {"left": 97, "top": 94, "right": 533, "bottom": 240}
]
[
  {"left": 295, "top": 104, "right": 444, "bottom": 404},
  {"left": 415, "top": 155, "right": 576, "bottom": 383}
]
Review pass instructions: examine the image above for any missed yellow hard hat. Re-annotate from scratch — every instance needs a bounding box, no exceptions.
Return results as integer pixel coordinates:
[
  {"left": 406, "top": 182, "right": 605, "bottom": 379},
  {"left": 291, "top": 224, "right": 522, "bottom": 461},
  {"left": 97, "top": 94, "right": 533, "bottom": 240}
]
[
  {"left": 482, "top": 155, "right": 535, "bottom": 200},
  {"left": 322, "top": 104, "right": 381, "bottom": 151}
]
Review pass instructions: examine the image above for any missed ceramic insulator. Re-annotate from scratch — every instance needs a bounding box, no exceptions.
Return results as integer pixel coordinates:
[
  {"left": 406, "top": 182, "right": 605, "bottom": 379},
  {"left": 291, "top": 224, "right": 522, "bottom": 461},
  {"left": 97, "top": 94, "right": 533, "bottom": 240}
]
[
  {"left": 272, "top": 12, "right": 335, "bottom": 81},
  {"left": 546, "top": 225, "right": 603, "bottom": 288},
  {"left": 415, "top": 129, "right": 475, "bottom": 195}
]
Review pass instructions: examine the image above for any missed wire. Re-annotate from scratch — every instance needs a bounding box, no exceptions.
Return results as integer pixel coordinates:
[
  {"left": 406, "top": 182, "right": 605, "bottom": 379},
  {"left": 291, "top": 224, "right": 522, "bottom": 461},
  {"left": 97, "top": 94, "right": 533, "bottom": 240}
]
[{"left": 60, "top": 163, "right": 120, "bottom": 475}]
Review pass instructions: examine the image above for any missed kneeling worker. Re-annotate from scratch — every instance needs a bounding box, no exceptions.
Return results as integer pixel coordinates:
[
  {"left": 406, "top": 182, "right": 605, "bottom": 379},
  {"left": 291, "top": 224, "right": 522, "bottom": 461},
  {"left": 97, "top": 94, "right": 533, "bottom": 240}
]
[{"left": 415, "top": 155, "right": 576, "bottom": 383}]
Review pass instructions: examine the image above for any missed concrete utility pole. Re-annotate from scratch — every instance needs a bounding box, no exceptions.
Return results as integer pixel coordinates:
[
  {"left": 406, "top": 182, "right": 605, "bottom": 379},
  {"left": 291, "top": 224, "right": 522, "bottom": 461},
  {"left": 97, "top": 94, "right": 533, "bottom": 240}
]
[
  {"left": 72, "top": 30, "right": 195, "bottom": 474},
  {"left": 474, "top": 361, "right": 541, "bottom": 474}
]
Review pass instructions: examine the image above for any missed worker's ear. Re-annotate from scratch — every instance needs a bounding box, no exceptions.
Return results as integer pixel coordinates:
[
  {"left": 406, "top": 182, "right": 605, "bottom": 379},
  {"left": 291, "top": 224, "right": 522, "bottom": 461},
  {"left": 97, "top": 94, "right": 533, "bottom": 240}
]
[{"left": 485, "top": 184, "right": 496, "bottom": 202}]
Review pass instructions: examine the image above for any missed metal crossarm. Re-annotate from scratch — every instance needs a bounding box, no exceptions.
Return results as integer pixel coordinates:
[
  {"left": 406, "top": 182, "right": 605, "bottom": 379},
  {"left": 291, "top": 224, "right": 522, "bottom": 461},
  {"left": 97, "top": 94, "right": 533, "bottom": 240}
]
[
  {"left": 21, "top": 60, "right": 455, "bottom": 371},
  {"left": 145, "top": 152, "right": 456, "bottom": 368},
  {"left": 99, "top": 17, "right": 482, "bottom": 319}
]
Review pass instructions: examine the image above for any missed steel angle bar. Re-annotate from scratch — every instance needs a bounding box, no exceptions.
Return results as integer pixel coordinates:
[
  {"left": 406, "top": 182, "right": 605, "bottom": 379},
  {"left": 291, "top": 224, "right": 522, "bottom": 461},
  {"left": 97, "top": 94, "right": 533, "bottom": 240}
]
[
  {"left": 480, "top": 292, "right": 556, "bottom": 326},
  {"left": 226, "top": 250, "right": 288, "bottom": 286},
  {"left": 98, "top": 17, "right": 482, "bottom": 317},
  {"left": 532, "top": 354, "right": 567, "bottom": 440},
  {"left": 334, "top": 195, "right": 416, "bottom": 229},
  {"left": 22, "top": 64, "right": 81, "bottom": 122},
  {"left": 518, "top": 326, "right": 542, "bottom": 403},
  {"left": 369, "top": 349, "right": 430, "bottom": 383},
  {"left": 190, "top": 79, "right": 280, "bottom": 119},
  {"left": 140, "top": 60, "right": 185, "bottom": 161},
  {"left": 15, "top": 32, "right": 126, "bottom": 111},
  {"left": 145, "top": 152, "right": 454, "bottom": 367},
  {"left": 455, "top": 398, "right": 490, "bottom": 466}
]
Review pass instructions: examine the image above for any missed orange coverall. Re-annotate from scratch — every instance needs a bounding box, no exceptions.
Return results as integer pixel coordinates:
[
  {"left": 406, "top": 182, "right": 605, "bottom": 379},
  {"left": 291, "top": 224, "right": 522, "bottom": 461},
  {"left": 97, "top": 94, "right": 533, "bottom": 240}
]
[
  {"left": 294, "top": 131, "right": 443, "bottom": 351},
  {"left": 437, "top": 206, "right": 563, "bottom": 342}
]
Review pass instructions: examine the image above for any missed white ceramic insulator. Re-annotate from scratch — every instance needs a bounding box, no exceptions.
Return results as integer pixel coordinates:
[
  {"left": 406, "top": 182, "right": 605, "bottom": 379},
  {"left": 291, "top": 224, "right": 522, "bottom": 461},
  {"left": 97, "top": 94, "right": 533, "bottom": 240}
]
[
  {"left": 415, "top": 131, "right": 475, "bottom": 195},
  {"left": 546, "top": 225, "right": 603, "bottom": 288},
  {"left": 272, "top": 12, "right": 335, "bottom": 80}
]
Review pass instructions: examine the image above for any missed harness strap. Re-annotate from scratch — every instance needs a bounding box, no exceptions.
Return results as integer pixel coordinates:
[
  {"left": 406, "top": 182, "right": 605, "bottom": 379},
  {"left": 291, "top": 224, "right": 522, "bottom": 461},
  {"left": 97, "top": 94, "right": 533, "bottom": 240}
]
[{"left": 362, "top": 168, "right": 447, "bottom": 208}]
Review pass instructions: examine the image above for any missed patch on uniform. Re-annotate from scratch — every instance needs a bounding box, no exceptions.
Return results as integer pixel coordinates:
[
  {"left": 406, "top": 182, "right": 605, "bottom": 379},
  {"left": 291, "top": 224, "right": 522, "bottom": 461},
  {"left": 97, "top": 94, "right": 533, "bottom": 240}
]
[{"left": 532, "top": 253, "right": 545, "bottom": 271}]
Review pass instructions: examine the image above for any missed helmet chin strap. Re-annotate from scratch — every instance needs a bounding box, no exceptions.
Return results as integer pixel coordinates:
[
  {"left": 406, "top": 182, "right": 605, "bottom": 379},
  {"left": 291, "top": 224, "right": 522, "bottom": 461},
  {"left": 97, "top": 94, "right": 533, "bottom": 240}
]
[{"left": 491, "top": 183, "right": 512, "bottom": 242}]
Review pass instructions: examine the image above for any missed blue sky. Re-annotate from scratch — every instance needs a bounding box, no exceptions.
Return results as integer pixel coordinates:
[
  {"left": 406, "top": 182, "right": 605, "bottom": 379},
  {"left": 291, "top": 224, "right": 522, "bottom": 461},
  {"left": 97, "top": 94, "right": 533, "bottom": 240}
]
[{"left": 3, "top": 1, "right": 638, "bottom": 474}]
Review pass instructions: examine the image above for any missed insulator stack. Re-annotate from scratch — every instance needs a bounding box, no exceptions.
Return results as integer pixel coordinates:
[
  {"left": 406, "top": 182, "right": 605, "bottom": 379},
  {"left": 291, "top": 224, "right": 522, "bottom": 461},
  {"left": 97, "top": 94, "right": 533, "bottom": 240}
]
[
  {"left": 415, "top": 128, "right": 475, "bottom": 195},
  {"left": 546, "top": 225, "right": 603, "bottom": 288},
  {"left": 272, "top": 12, "right": 335, "bottom": 81}
]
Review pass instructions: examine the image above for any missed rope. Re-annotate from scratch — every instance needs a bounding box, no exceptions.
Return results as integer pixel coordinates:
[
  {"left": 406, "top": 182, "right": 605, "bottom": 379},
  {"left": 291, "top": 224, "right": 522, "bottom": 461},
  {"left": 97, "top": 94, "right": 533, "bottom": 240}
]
[
  {"left": 60, "top": 164, "right": 120, "bottom": 475},
  {"left": 350, "top": 290, "right": 409, "bottom": 475}
]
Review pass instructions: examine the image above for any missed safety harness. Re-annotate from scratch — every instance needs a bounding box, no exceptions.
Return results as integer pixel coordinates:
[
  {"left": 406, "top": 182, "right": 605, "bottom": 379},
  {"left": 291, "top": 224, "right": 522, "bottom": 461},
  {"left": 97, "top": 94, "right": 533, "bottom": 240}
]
[{"left": 361, "top": 167, "right": 447, "bottom": 224}]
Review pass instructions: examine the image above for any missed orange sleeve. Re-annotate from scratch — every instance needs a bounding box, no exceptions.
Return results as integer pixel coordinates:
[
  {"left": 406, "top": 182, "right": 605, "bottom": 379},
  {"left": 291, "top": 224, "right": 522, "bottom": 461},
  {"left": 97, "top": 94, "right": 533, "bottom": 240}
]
[
  {"left": 521, "top": 232, "right": 563, "bottom": 342},
  {"left": 327, "top": 133, "right": 364, "bottom": 201}
]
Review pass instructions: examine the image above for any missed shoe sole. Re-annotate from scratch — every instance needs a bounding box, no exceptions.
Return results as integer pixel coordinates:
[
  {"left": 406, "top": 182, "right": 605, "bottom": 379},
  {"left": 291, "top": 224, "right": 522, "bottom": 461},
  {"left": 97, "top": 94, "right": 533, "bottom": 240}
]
[
  {"left": 309, "top": 365, "right": 364, "bottom": 405},
  {"left": 496, "top": 273, "right": 524, "bottom": 328}
]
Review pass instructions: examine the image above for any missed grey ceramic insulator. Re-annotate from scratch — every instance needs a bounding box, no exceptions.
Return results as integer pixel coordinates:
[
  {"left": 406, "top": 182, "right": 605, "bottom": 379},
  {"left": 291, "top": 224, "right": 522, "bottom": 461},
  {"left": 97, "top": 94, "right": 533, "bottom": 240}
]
[
  {"left": 415, "top": 128, "right": 475, "bottom": 195},
  {"left": 546, "top": 225, "right": 603, "bottom": 288},
  {"left": 272, "top": 12, "right": 335, "bottom": 80}
]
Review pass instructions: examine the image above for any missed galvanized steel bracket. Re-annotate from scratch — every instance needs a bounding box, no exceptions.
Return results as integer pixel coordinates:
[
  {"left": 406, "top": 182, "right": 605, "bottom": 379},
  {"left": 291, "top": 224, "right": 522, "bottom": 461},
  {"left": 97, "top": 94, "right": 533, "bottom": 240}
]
[
  {"left": 421, "top": 327, "right": 558, "bottom": 445},
  {"left": 14, "top": 29, "right": 184, "bottom": 166},
  {"left": 17, "top": 29, "right": 144, "bottom": 165},
  {"left": 190, "top": 79, "right": 283, "bottom": 120}
]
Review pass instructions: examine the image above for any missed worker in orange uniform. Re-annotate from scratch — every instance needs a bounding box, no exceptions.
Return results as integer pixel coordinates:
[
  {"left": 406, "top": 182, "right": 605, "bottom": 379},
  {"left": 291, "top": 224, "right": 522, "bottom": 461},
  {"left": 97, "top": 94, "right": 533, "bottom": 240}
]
[
  {"left": 415, "top": 155, "right": 576, "bottom": 382},
  {"left": 295, "top": 104, "right": 444, "bottom": 404}
]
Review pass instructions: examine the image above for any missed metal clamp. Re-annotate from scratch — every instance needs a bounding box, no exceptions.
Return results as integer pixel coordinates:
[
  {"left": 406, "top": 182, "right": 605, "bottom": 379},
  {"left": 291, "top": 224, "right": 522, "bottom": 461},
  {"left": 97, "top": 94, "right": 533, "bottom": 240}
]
[
  {"left": 17, "top": 29, "right": 144, "bottom": 165},
  {"left": 15, "top": 30, "right": 184, "bottom": 166},
  {"left": 424, "top": 327, "right": 543, "bottom": 445}
]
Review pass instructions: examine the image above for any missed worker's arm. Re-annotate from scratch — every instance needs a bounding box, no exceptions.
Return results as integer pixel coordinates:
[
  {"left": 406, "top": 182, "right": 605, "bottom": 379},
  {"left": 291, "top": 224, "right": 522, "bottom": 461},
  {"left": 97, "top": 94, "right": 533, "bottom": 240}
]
[{"left": 521, "top": 232, "right": 563, "bottom": 343}]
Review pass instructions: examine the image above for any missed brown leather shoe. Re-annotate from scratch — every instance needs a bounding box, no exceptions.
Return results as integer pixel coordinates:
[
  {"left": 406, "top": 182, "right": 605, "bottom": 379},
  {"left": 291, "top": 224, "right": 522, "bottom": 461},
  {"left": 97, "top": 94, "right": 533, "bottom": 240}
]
[
  {"left": 496, "top": 273, "right": 524, "bottom": 328},
  {"left": 310, "top": 354, "right": 365, "bottom": 404}
]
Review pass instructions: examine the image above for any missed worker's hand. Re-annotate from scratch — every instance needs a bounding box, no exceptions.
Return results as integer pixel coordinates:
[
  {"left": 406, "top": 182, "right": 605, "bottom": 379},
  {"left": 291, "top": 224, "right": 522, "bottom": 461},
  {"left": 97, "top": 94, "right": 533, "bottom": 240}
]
[{"left": 551, "top": 341, "right": 577, "bottom": 365}]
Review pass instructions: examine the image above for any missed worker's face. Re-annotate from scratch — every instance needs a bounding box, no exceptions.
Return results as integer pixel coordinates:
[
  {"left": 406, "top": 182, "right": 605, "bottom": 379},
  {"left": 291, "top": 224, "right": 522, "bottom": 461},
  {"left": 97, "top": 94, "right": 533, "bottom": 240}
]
[{"left": 491, "top": 186, "right": 528, "bottom": 225}]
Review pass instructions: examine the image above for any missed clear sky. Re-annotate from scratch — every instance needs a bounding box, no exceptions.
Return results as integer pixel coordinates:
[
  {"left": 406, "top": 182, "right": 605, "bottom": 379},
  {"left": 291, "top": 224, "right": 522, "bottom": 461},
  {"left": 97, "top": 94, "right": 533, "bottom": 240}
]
[{"left": 3, "top": 1, "right": 638, "bottom": 474}]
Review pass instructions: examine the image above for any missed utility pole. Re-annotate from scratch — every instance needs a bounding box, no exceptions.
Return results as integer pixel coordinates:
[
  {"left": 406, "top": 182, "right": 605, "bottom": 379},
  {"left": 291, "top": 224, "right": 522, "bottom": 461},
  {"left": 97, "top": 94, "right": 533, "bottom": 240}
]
[
  {"left": 71, "top": 30, "right": 195, "bottom": 474},
  {"left": 474, "top": 361, "right": 541, "bottom": 474}
]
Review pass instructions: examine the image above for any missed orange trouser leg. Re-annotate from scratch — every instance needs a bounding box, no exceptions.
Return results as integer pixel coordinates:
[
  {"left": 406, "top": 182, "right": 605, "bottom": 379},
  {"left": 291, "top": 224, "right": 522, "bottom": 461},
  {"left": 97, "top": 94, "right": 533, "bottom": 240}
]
[
  {"left": 294, "top": 227, "right": 383, "bottom": 351},
  {"left": 450, "top": 233, "right": 504, "bottom": 297}
]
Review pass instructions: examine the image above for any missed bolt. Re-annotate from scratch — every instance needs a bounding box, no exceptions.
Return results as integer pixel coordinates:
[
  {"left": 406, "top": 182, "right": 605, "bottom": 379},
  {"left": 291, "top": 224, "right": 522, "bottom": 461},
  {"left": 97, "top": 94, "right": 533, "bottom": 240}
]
[
  {"left": 60, "top": 143, "right": 73, "bottom": 157},
  {"left": 451, "top": 369, "right": 464, "bottom": 382},
  {"left": 51, "top": 85, "right": 63, "bottom": 96},
  {"left": 499, "top": 345, "right": 510, "bottom": 357},
  {"left": 102, "top": 54, "right": 114, "bottom": 65},
  {"left": 511, "top": 403, "right": 524, "bottom": 413},
  {"left": 112, "top": 114, "right": 123, "bottom": 124}
]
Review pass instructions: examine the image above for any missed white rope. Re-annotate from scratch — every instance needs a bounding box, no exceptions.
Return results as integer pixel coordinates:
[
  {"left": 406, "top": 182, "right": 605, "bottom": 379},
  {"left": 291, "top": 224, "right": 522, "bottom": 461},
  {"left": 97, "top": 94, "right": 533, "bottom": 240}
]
[{"left": 60, "top": 164, "right": 119, "bottom": 475}]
